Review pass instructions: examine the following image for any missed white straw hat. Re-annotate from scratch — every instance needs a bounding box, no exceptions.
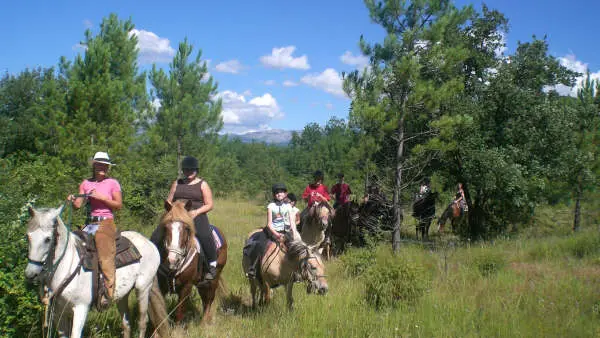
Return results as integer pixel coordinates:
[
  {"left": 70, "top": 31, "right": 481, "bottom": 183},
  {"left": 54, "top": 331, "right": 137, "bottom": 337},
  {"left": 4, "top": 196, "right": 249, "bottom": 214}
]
[{"left": 92, "top": 151, "right": 115, "bottom": 165}]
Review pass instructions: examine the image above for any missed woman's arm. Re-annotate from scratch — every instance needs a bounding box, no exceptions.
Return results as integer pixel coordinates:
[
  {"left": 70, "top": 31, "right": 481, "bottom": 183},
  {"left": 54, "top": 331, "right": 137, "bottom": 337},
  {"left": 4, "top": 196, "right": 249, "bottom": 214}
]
[
  {"left": 190, "top": 181, "right": 214, "bottom": 218},
  {"left": 69, "top": 184, "right": 87, "bottom": 209},
  {"left": 88, "top": 189, "right": 122, "bottom": 210},
  {"left": 166, "top": 180, "right": 178, "bottom": 202}
]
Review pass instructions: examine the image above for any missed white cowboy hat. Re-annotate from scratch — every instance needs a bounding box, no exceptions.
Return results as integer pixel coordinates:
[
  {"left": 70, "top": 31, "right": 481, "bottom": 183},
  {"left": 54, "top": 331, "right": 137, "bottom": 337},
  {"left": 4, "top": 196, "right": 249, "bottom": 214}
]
[{"left": 92, "top": 151, "right": 115, "bottom": 165}]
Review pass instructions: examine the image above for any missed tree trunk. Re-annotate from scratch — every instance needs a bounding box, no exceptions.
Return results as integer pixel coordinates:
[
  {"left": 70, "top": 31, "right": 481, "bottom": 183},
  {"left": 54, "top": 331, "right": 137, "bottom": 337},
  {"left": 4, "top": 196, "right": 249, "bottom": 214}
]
[
  {"left": 573, "top": 172, "right": 583, "bottom": 232},
  {"left": 392, "top": 112, "right": 405, "bottom": 254}
]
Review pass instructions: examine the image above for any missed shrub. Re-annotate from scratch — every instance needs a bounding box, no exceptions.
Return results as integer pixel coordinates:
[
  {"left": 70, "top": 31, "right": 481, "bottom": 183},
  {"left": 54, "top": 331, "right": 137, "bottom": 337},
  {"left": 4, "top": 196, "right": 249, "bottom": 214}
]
[
  {"left": 471, "top": 250, "right": 506, "bottom": 276},
  {"left": 363, "top": 257, "right": 429, "bottom": 309},
  {"left": 339, "top": 248, "right": 376, "bottom": 277}
]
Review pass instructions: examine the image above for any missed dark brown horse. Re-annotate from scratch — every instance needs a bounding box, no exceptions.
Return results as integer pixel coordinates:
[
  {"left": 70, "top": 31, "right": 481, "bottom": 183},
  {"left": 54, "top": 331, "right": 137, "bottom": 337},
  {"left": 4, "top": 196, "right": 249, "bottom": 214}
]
[
  {"left": 412, "top": 191, "right": 437, "bottom": 241},
  {"left": 330, "top": 201, "right": 361, "bottom": 255},
  {"left": 437, "top": 202, "right": 466, "bottom": 234},
  {"left": 156, "top": 200, "right": 228, "bottom": 325}
]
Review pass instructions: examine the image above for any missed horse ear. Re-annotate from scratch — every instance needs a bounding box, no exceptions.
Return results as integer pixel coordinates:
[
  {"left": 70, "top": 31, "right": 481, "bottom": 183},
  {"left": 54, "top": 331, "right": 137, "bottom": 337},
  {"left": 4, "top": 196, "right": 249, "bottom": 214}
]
[
  {"left": 164, "top": 200, "right": 173, "bottom": 212},
  {"left": 28, "top": 206, "right": 35, "bottom": 217},
  {"left": 184, "top": 200, "right": 193, "bottom": 211}
]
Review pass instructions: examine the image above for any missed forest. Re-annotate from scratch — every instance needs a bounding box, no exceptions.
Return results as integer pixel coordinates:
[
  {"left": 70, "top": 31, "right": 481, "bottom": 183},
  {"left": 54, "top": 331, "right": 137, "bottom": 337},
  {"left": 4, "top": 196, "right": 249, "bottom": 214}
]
[{"left": 1, "top": 0, "right": 598, "bottom": 336}]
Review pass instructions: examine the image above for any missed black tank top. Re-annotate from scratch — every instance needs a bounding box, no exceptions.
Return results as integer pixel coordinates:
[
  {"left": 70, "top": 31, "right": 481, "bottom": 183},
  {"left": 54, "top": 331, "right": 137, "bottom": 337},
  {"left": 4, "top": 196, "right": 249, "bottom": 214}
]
[{"left": 174, "top": 179, "right": 204, "bottom": 210}]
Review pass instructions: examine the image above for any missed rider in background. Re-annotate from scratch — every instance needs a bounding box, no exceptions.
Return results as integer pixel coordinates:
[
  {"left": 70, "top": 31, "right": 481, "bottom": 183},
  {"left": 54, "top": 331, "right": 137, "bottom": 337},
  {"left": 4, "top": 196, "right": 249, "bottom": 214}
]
[
  {"left": 286, "top": 193, "right": 301, "bottom": 229},
  {"left": 330, "top": 173, "right": 352, "bottom": 209},
  {"left": 266, "top": 183, "right": 295, "bottom": 243},
  {"left": 302, "top": 170, "right": 331, "bottom": 207},
  {"left": 68, "top": 151, "right": 122, "bottom": 308},
  {"left": 454, "top": 182, "right": 468, "bottom": 215},
  {"left": 244, "top": 183, "right": 295, "bottom": 279},
  {"left": 300, "top": 170, "right": 332, "bottom": 230}
]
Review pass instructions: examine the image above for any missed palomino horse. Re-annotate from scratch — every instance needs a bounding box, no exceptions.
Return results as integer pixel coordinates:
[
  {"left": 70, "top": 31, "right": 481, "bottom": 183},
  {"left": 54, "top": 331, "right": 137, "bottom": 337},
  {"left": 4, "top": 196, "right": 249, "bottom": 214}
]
[
  {"left": 25, "top": 205, "right": 169, "bottom": 338},
  {"left": 412, "top": 191, "right": 437, "bottom": 241},
  {"left": 438, "top": 202, "right": 466, "bottom": 233},
  {"left": 330, "top": 201, "right": 361, "bottom": 255},
  {"left": 300, "top": 201, "right": 333, "bottom": 258},
  {"left": 156, "top": 200, "right": 227, "bottom": 325},
  {"left": 242, "top": 236, "right": 328, "bottom": 310}
]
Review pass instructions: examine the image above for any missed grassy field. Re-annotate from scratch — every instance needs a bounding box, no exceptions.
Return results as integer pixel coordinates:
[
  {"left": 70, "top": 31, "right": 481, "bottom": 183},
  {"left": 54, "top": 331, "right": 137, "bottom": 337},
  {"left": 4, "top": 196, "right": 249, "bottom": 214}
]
[{"left": 80, "top": 198, "right": 599, "bottom": 338}]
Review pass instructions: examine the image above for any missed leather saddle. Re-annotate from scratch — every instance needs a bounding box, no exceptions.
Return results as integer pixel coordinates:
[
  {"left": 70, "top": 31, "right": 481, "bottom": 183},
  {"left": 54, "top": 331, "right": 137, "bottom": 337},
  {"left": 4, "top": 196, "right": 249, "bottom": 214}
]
[{"left": 73, "top": 230, "right": 142, "bottom": 310}]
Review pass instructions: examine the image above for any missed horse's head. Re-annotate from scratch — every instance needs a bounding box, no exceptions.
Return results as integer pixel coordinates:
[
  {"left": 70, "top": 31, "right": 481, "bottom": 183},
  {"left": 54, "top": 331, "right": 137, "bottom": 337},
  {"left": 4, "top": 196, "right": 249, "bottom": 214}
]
[
  {"left": 160, "top": 200, "right": 195, "bottom": 270},
  {"left": 24, "top": 205, "right": 64, "bottom": 283},
  {"left": 288, "top": 240, "right": 328, "bottom": 295},
  {"left": 309, "top": 202, "right": 332, "bottom": 231}
]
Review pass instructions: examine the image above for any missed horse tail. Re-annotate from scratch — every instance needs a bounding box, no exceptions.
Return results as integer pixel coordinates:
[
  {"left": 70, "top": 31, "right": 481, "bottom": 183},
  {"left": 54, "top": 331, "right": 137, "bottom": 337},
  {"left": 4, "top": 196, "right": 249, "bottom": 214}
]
[{"left": 149, "top": 276, "right": 170, "bottom": 338}]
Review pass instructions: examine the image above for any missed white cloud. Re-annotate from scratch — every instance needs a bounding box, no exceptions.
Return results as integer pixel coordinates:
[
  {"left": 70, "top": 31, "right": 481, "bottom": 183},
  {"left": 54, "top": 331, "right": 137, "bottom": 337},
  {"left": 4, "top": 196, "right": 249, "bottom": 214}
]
[
  {"left": 546, "top": 54, "right": 600, "bottom": 97},
  {"left": 283, "top": 80, "right": 298, "bottom": 87},
  {"left": 129, "top": 29, "right": 175, "bottom": 64},
  {"left": 263, "top": 80, "right": 276, "bottom": 86},
  {"left": 494, "top": 31, "right": 507, "bottom": 58},
  {"left": 301, "top": 68, "right": 347, "bottom": 98},
  {"left": 216, "top": 90, "right": 284, "bottom": 133},
  {"left": 340, "top": 51, "right": 369, "bottom": 70},
  {"left": 215, "top": 59, "right": 245, "bottom": 74},
  {"left": 260, "top": 46, "right": 310, "bottom": 70},
  {"left": 72, "top": 43, "right": 87, "bottom": 52},
  {"left": 325, "top": 102, "right": 334, "bottom": 110}
]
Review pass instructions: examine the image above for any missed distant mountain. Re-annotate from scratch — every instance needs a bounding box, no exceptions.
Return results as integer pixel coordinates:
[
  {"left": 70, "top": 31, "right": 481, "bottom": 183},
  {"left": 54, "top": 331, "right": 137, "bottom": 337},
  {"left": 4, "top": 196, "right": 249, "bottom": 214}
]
[{"left": 228, "top": 129, "right": 295, "bottom": 145}]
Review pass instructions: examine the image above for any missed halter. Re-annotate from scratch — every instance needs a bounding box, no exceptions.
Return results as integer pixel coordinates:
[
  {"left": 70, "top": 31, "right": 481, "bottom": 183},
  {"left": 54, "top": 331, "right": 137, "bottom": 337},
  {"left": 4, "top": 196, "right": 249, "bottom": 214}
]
[
  {"left": 298, "top": 247, "right": 327, "bottom": 282},
  {"left": 161, "top": 222, "right": 197, "bottom": 276}
]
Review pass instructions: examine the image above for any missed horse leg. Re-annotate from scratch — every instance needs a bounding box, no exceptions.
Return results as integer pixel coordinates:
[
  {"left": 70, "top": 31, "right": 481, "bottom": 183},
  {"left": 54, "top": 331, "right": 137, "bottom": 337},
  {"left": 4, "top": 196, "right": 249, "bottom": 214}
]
[
  {"left": 175, "top": 282, "right": 193, "bottom": 323},
  {"left": 117, "top": 291, "right": 132, "bottom": 338},
  {"left": 262, "top": 282, "right": 271, "bottom": 305},
  {"left": 135, "top": 283, "right": 151, "bottom": 338},
  {"left": 286, "top": 281, "right": 294, "bottom": 311},
  {"left": 197, "top": 282, "right": 216, "bottom": 325},
  {"left": 55, "top": 299, "right": 72, "bottom": 338},
  {"left": 250, "top": 279, "right": 258, "bottom": 309},
  {"left": 70, "top": 303, "right": 89, "bottom": 338}
]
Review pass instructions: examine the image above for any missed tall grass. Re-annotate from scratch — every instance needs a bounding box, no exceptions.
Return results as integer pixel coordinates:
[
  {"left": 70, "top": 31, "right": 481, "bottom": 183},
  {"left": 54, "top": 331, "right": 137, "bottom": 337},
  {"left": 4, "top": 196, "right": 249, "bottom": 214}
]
[{"left": 81, "top": 199, "right": 600, "bottom": 337}]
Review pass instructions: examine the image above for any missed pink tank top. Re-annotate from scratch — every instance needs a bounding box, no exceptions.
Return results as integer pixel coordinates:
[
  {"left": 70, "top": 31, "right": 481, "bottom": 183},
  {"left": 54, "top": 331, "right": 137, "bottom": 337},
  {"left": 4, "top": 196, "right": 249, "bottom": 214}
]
[{"left": 79, "top": 178, "right": 121, "bottom": 218}]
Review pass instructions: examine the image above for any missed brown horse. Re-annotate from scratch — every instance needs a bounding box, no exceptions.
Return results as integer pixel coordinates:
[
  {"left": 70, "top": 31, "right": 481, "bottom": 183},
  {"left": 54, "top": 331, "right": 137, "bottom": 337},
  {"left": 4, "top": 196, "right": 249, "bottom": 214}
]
[
  {"left": 437, "top": 202, "right": 466, "bottom": 233},
  {"left": 156, "top": 200, "right": 228, "bottom": 324},
  {"left": 330, "top": 201, "right": 361, "bottom": 255},
  {"left": 300, "top": 201, "right": 333, "bottom": 259},
  {"left": 242, "top": 234, "right": 328, "bottom": 310}
]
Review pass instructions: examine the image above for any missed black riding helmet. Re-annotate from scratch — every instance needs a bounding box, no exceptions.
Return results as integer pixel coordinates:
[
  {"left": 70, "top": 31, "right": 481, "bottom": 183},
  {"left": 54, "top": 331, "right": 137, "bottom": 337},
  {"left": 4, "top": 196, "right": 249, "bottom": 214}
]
[
  {"left": 181, "top": 156, "right": 199, "bottom": 170},
  {"left": 313, "top": 170, "right": 324, "bottom": 180},
  {"left": 272, "top": 183, "right": 287, "bottom": 194}
]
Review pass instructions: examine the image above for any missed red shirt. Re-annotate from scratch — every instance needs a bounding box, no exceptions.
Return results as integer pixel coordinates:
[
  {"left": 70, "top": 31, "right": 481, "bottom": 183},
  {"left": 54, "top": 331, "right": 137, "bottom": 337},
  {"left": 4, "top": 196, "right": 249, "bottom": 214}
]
[
  {"left": 302, "top": 183, "right": 331, "bottom": 206},
  {"left": 331, "top": 183, "right": 352, "bottom": 205}
]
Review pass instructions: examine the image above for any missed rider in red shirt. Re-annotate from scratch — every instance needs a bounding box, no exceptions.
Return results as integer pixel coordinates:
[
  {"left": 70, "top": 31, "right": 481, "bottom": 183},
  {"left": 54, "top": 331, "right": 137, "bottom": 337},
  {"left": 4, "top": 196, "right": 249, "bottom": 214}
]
[
  {"left": 302, "top": 170, "right": 331, "bottom": 207},
  {"left": 330, "top": 173, "right": 352, "bottom": 209}
]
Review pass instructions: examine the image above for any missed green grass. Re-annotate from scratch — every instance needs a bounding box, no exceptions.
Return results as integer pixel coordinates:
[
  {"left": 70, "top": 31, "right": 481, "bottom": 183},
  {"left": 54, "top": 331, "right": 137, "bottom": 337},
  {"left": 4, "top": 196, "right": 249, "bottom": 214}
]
[{"left": 78, "top": 199, "right": 600, "bottom": 337}]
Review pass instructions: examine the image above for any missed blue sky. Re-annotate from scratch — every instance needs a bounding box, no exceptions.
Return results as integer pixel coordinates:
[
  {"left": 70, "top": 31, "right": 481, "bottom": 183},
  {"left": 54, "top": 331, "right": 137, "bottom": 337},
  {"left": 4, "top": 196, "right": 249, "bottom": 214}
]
[{"left": 2, "top": 0, "right": 599, "bottom": 134}]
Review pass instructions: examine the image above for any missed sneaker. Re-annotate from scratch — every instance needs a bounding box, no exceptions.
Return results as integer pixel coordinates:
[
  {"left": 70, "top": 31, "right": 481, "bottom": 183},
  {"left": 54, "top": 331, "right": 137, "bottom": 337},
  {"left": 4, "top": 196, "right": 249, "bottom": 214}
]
[{"left": 205, "top": 265, "right": 217, "bottom": 281}]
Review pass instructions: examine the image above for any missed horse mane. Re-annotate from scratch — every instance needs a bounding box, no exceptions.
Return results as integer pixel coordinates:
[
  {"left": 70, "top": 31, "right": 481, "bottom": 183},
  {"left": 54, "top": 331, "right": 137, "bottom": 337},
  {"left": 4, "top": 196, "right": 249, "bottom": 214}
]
[
  {"left": 160, "top": 200, "right": 195, "bottom": 237},
  {"left": 27, "top": 207, "right": 60, "bottom": 232},
  {"left": 286, "top": 238, "right": 311, "bottom": 260}
]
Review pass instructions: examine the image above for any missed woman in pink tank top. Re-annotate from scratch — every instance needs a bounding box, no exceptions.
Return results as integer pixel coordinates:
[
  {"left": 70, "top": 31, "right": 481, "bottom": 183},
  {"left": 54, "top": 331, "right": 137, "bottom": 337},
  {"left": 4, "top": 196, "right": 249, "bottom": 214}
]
[{"left": 67, "top": 151, "right": 122, "bottom": 309}]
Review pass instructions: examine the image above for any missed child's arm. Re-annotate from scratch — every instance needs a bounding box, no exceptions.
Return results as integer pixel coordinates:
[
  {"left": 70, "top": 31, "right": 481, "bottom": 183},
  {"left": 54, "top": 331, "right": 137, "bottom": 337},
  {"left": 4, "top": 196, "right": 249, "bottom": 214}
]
[{"left": 266, "top": 206, "right": 284, "bottom": 241}]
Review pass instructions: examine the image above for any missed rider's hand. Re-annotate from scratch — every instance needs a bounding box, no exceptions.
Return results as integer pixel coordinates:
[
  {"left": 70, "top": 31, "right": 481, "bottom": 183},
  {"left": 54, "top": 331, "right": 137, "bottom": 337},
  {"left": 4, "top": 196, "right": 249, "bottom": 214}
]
[{"left": 67, "top": 194, "right": 74, "bottom": 201}]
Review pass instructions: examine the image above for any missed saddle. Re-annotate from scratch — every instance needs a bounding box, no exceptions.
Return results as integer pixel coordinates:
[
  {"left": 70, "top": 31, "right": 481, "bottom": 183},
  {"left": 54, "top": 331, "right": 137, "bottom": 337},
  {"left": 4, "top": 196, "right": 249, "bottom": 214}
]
[{"left": 73, "top": 230, "right": 142, "bottom": 310}]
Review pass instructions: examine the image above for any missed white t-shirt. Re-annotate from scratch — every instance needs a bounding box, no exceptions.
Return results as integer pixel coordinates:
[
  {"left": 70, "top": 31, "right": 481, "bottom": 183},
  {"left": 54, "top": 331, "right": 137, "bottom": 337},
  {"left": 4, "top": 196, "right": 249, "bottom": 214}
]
[{"left": 268, "top": 202, "right": 293, "bottom": 232}]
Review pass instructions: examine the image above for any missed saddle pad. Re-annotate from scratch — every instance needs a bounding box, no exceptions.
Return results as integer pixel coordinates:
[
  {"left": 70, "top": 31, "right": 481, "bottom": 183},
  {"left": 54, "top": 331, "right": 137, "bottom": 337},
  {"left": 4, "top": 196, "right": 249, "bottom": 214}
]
[
  {"left": 211, "top": 225, "right": 223, "bottom": 250},
  {"left": 74, "top": 230, "right": 142, "bottom": 271}
]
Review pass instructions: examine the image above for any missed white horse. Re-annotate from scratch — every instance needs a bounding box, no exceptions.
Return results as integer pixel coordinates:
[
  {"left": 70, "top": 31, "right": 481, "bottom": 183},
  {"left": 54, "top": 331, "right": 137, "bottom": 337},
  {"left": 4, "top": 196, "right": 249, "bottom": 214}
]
[{"left": 24, "top": 205, "right": 170, "bottom": 338}]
